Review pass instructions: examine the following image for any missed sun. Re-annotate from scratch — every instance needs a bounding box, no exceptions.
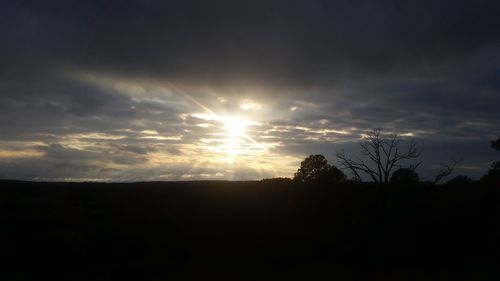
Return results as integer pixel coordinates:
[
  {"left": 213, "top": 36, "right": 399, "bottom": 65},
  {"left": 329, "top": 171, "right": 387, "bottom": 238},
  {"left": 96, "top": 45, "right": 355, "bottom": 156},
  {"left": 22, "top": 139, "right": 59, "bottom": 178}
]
[
  {"left": 221, "top": 116, "right": 252, "bottom": 137},
  {"left": 216, "top": 116, "right": 258, "bottom": 157},
  {"left": 189, "top": 109, "right": 266, "bottom": 159}
]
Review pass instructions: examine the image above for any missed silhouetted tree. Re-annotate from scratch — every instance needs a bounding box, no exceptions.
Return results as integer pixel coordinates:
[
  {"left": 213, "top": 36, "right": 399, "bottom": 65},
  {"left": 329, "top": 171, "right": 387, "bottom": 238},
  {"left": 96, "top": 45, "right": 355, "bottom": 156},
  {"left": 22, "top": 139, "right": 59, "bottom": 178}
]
[
  {"left": 294, "top": 154, "right": 345, "bottom": 184},
  {"left": 491, "top": 137, "right": 500, "bottom": 170},
  {"left": 336, "top": 129, "right": 422, "bottom": 184},
  {"left": 492, "top": 138, "right": 500, "bottom": 150},
  {"left": 493, "top": 162, "right": 500, "bottom": 170},
  {"left": 480, "top": 169, "right": 500, "bottom": 184},
  {"left": 480, "top": 138, "right": 500, "bottom": 184},
  {"left": 431, "top": 159, "right": 460, "bottom": 185},
  {"left": 390, "top": 168, "right": 419, "bottom": 185}
]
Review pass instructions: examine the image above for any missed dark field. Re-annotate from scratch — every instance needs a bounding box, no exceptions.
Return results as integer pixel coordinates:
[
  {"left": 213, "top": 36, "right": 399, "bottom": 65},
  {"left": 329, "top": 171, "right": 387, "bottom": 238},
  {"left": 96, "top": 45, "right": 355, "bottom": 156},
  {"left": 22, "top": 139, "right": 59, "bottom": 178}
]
[{"left": 1, "top": 180, "right": 500, "bottom": 280}]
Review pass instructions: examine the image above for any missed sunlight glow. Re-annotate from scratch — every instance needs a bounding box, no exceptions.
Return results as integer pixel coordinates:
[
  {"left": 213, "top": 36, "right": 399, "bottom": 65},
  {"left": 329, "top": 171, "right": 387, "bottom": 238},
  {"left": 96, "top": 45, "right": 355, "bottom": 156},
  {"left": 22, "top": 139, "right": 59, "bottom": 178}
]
[
  {"left": 221, "top": 116, "right": 253, "bottom": 137},
  {"left": 0, "top": 149, "right": 44, "bottom": 158},
  {"left": 58, "top": 71, "right": 304, "bottom": 180},
  {"left": 189, "top": 111, "right": 268, "bottom": 159},
  {"left": 218, "top": 116, "right": 260, "bottom": 157}
]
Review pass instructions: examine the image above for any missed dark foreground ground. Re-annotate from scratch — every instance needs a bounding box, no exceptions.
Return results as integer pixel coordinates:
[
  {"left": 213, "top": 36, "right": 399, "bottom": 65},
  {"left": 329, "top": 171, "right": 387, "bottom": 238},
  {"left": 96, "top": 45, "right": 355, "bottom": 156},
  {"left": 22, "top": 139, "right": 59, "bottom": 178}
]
[{"left": 1, "top": 180, "right": 500, "bottom": 280}]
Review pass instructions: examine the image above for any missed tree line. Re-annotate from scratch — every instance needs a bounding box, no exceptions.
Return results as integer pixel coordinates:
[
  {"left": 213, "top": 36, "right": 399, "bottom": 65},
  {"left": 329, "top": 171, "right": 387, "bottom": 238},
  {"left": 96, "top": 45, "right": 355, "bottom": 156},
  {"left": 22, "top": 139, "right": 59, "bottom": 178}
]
[{"left": 292, "top": 129, "right": 500, "bottom": 185}]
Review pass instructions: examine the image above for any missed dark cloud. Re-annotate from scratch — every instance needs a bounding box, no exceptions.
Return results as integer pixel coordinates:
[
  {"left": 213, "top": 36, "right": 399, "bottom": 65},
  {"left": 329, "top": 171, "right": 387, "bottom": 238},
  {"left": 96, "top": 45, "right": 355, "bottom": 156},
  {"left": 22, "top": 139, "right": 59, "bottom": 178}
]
[{"left": 2, "top": 0, "right": 500, "bottom": 87}]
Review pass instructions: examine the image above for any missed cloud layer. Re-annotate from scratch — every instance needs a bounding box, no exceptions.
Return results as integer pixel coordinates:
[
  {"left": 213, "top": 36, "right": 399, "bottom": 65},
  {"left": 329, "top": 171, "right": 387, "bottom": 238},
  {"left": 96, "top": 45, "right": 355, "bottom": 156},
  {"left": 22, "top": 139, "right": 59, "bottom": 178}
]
[{"left": 1, "top": 1, "right": 499, "bottom": 180}]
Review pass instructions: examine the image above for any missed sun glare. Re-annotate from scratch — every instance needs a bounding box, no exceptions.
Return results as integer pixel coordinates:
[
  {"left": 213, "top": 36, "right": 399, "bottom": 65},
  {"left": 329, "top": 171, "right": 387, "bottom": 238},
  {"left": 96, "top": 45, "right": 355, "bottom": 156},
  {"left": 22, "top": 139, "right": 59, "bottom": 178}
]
[
  {"left": 189, "top": 101, "right": 266, "bottom": 159},
  {"left": 215, "top": 116, "right": 259, "bottom": 157},
  {"left": 221, "top": 116, "right": 252, "bottom": 137}
]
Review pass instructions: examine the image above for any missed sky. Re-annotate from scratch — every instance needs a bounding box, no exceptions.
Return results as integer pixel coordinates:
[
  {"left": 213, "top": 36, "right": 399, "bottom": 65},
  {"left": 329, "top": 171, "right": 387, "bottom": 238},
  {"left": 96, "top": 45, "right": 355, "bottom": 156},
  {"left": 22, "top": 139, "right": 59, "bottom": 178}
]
[{"left": 1, "top": 0, "right": 499, "bottom": 181}]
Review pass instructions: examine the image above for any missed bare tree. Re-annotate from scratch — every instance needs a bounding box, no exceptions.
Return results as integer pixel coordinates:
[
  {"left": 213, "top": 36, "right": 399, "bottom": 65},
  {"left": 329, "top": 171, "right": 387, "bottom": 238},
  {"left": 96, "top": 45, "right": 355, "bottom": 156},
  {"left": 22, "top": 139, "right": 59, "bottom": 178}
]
[
  {"left": 431, "top": 159, "right": 461, "bottom": 185},
  {"left": 336, "top": 129, "right": 422, "bottom": 184}
]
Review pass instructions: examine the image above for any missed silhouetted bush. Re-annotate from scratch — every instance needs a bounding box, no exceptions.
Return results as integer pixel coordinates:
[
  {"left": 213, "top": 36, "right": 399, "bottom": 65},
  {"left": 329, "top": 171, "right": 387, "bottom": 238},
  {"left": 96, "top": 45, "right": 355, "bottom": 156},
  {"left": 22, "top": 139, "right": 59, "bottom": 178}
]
[
  {"left": 261, "top": 177, "right": 293, "bottom": 185},
  {"left": 390, "top": 168, "right": 419, "bottom": 185},
  {"left": 446, "top": 175, "right": 472, "bottom": 186}
]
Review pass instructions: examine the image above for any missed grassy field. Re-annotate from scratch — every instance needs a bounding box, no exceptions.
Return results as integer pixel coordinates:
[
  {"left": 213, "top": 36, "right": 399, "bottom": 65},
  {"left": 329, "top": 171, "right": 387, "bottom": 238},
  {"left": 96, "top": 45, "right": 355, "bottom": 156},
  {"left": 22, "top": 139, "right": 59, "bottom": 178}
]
[{"left": 1, "top": 180, "right": 499, "bottom": 280}]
